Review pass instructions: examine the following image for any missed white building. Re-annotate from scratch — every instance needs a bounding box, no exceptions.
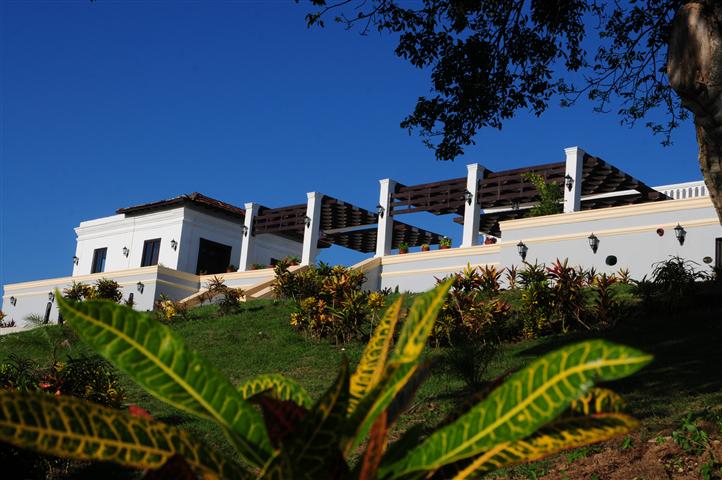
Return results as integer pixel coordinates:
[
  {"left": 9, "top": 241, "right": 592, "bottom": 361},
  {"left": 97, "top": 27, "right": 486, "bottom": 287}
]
[{"left": 3, "top": 146, "right": 722, "bottom": 327}]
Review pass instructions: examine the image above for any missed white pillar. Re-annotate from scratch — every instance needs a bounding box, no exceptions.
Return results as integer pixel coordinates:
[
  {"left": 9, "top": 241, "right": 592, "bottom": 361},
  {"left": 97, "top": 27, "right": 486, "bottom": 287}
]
[
  {"left": 301, "top": 192, "right": 323, "bottom": 266},
  {"left": 240, "top": 203, "right": 259, "bottom": 271},
  {"left": 564, "top": 146, "right": 585, "bottom": 213},
  {"left": 461, "top": 163, "right": 485, "bottom": 248},
  {"left": 375, "top": 179, "right": 397, "bottom": 258}
]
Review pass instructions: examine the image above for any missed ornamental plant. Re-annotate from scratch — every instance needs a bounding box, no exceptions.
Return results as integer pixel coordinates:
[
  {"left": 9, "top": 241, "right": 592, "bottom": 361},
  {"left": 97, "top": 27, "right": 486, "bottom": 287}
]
[{"left": 0, "top": 282, "right": 652, "bottom": 479}]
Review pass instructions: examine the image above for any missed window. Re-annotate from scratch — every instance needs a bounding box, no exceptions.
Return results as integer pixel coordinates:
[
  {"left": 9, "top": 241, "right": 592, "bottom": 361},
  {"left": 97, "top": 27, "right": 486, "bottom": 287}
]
[
  {"left": 141, "top": 238, "right": 162, "bottom": 267},
  {"left": 196, "top": 238, "right": 232, "bottom": 275},
  {"left": 91, "top": 248, "right": 107, "bottom": 274}
]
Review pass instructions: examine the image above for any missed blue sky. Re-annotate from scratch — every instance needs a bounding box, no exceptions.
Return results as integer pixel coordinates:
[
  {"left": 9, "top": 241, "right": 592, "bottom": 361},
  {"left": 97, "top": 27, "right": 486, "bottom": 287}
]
[{"left": 0, "top": 1, "right": 700, "bottom": 291}]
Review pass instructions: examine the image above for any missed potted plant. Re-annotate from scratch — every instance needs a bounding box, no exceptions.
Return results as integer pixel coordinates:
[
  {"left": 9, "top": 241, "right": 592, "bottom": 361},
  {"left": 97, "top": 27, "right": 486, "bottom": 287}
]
[
  {"left": 251, "top": 263, "right": 266, "bottom": 270},
  {"left": 421, "top": 243, "right": 430, "bottom": 252},
  {"left": 439, "top": 237, "right": 452, "bottom": 249},
  {"left": 398, "top": 242, "right": 409, "bottom": 254},
  {"left": 226, "top": 264, "right": 237, "bottom": 273}
]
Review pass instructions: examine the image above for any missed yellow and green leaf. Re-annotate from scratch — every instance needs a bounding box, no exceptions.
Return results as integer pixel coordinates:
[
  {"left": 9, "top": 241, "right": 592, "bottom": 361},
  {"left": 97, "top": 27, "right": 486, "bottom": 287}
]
[
  {"left": 349, "top": 296, "right": 403, "bottom": 413},
  {"left": 0, "top": 390, "right": 249, "bottom": 480},
  {"left": 382, "top": 340, "right": 652, "bottom": 478},
  {"left": 450, "top": 413, "right": 639, "bottom": 479},
  {"left": 569, "top": 387, "right": 626, "bottom": 416},
  {"left": 239, "top": 373, "right": 313, "bottom": 409},
  {"left": 56, "top": 296, "right": 272, "bottom": 467}
]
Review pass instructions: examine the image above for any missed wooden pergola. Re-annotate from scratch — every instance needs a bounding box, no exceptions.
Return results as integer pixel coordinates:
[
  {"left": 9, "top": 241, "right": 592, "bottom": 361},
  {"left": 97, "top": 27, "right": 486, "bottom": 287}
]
[
  {"left": 251, "top": 195, "right": 443, "bottom": 253},
  {"left": 389, "top": 153, "right": 670, "bottom": 238}
]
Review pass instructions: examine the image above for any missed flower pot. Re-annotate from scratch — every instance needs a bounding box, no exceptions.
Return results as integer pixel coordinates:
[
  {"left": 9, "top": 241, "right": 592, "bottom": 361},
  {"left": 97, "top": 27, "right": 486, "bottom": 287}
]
[
  {"left": 439, "top": 245, "right": 450, "bottom": 250},
  {"left": 421, "top": 246, "right": 430, "bottom": 252},
  {"left": 398, "top": 249, "right": 409, "bottom": 254}
]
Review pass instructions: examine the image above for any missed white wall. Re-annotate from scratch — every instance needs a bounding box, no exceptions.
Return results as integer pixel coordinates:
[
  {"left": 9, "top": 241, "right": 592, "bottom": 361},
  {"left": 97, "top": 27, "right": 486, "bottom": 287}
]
[
  {"left": 250, "top": 233, "right": 303, "bottom": 268},
  {"left": 176, "top": 208, "right": 244, "bottom": 274}
]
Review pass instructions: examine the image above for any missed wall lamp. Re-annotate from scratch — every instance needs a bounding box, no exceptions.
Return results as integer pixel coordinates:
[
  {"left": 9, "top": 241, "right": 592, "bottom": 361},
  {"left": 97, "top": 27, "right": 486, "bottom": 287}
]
[
  {"left": 516, "top": 241, "right": 528, "bottom": 261},
  {"left": 674, "top": 224, "right": 686, "bottom": 246},
  {"left": 72, "top": 255, "right": 79, "bottom": 266},
  {"left": 9, "top": 296, "right": 17, "bottom": 306},
  {"left": 588, "top": 233, "right": 599, "bottom": 254},
  {"left": 304, "top": 216, "right": 312, "bottom": 228},
  {"left": 463, "top": 189, "right": 473, "bottom": 205},
  {"left": 122, "top": 246, "right": 129, "bottom": 257},
  {"left": 170, "top": 239, "right": 178, "bottom": 250},
  {"left": 136, "top": 281, "right": 144, "bottom": 294},
  {"left": 565, "top": 174, "right": 574, "bottom": 192},
  {"left": 242, "top": 225, "right": 249, "bottom": 237},
  {"left": 376, "top": 204, "right": 385, "bottom": 218},
  {"left": 48, "top": 292, "right": 55, "bottom": 303},
  {"left": 511, "top": 200, "right": 520, "bottom": 211}
]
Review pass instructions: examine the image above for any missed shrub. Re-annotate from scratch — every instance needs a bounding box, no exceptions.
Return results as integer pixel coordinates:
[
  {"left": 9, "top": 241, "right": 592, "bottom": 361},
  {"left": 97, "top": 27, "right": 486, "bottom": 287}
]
[
  {"left": 62, "top": 281, "right": 94, "bottom": 302},
  {"left": 547, "top": 259, "right": 586, "bottom": 332},
  {"left": 591, "top": 273, "right": 621, "bottom": 327},
  {"left": 650, "top": 256, "right": 706, "bottom": 309},
  {"left": 93, "top": 278, "right": 123, "bottom": 303},
  {"left": 0, "top": 284, "right": 652, "bottom": 479},
  {"left": 276, "top": 263, "right": 384, "bottom": 343},
  {"left": 523, "top": 172, "right": 563, "bottom": 217},
  {"left": 517, "top": 261, "right": 555, "bottom": 337}
]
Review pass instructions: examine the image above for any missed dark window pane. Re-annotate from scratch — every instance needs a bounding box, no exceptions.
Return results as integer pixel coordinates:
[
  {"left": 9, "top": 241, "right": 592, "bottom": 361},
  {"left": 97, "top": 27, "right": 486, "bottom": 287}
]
[
  {"left": 141, "top": 239, "right": 161, "bottom": 267},
  {"left": 91, "top": 248, "right": 107, "bottom": 274}
]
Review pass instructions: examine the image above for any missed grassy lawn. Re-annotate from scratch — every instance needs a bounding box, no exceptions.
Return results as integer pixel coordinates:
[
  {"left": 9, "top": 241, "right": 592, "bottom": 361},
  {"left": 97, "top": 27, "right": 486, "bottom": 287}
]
[{"left": 1, "top": 289, "right": 721, "bottom": 477}]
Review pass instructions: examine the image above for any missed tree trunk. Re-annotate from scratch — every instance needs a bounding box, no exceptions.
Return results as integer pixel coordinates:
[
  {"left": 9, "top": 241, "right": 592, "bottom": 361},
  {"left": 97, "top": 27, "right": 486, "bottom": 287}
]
[{"left": 668, "top": 1, "right": 722, "bottom": 222}]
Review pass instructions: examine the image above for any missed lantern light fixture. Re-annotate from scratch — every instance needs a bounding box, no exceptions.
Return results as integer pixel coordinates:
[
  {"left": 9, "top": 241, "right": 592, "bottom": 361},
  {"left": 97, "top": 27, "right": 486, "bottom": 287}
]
[
  {"left": 48, "top": 292, "right": 55, "bottom": 303},
  {"left": 304, "top": 216, "right": 312, "bottom": 228},
  {"left": 674, "top": 224, "right": 686, "bottom": 246},
  {"left": 588, "top": 233, "right": 599, "bottom": 254},
  {"left": 9, "top": 296, "right": 17, "bottom": 306},
  {"left": 122, "top": 246, "right": 129, "bottom": 257},
  {"left": 170, "top": 239, "right": 178, "bottom": 250},
  {"left": 136, "top": 281, "right": 144, "bottom": 294},
  {"left": 242, "top": 225, "right": 249, "bottom": 237},
  {"left": 463, "top": 189, "right": 473, "bottom": 205},
  {"left": 72, "top": 255, "right": 79, "bottom": 265},
  {"left": 565, "top": 174, "right": 574, "bottom": 191},
  {"left": 376, "top": 205, "right": 385, "bottom": 218},
  {"left": 516, "top": 241, "right": 528, "bottom": 261},
  {"left": 511, "top": 200, "right": 520, "bottom": 211}
]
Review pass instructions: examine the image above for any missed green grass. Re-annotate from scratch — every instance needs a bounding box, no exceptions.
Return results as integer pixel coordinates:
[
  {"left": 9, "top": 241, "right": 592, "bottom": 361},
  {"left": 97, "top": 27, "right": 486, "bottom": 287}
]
[{"left": 1, "top": 290, "right": 721, "bottom": 474}]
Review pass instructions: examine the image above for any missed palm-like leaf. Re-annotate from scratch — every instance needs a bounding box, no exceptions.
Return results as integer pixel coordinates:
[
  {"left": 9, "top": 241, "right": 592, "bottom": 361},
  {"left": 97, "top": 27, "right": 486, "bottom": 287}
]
[
  {"left": 56, "top": 296, "right": 271, "bottom": 467},
  {"left": 0, "top": 390, "right": 249, "bottom": 480},
  {"left": 448, "top": 414, "right": 639, "bottom": 479},
  {"left": 382, "top": 340, "right": 652, "bottom": 478},
  {"left": 239, "top": 373, "right": 313, "bottom": 409}
]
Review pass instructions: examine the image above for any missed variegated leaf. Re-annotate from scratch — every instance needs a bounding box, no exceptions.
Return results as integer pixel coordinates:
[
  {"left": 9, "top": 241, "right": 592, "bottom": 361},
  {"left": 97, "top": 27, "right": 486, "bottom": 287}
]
[
  {"left": 382, "top": 340, "right": 652, "bottom": 478},
  {"left": 450, "top": 413, "right": 639, "bottom": 479},
  {"left": 569, "top": 387, "right": 626, "bottom": 416},
  {"left": 56, "top": 295, "right": 271, "bottom": 467},
  {"left": 0, "top": 390, "right": 248, "bottom": 480},
  {"left": 358, "top": 411, "right": 388, "bottom": 480},
  {"left": 239, "top": 373, "right": 313, "bottom": 409},
  {"left": 349, "top": 297, "right": 404, "bottom": 413}
]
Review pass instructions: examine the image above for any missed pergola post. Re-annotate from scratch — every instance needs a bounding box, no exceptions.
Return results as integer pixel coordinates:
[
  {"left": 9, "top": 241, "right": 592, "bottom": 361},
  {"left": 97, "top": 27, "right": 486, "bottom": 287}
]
[
  {"left": 375, "top": 179, "right": 397, "bottom": 257},
  {"left": 301, "top": 192, "right": 323, "bottom": 266},
  {"left": 564, "top": 146, "right": 585, "bottom": 213},
  {"left": 461, "top": 163, "right": 485, "bottom": 248},
  {"left": 239, "top": 202, "right": 258, "bottom": 271}
]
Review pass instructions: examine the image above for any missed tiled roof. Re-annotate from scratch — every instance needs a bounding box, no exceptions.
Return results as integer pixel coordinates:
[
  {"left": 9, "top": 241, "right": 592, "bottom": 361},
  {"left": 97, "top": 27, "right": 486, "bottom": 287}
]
[{"left": 116, "top": 192, "right": 245, "bottom": 220}]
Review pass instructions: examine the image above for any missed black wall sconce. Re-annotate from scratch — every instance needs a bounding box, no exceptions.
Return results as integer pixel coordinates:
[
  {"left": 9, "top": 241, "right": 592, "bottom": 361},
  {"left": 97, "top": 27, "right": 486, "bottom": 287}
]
[
  {"left": 511, "top": 200, "right": 520, "bottom": 211},
  {"left": 122, "top": 246, "right": 129, "bottom": 257},
  {"left": 304, "top": 216, "right": 312, "bottom": 228},
  {"left": 517, "top": 241, "right": 528, "bottom": 261},
  {"left": 588, "top": 233, "right": 599, "bottom": 254},
  {"left": 376, "top": 205, "right": 385, "bottom": 218},
  {"left": 136, "top": 281, "right": 144, "bottom": 294},
  {"left": 565, "top": 174, "right": 574, "bottom": 191},
  {"left": 48, "top": 292, "right": 55, "bottom": 303},
  {"left": 674, "top": 224, "right": 686, "bottom": 246},
  {"left": 464, "top": 189, "right": 473, "bottom": 205},
  {"left": 170, "top": 239, "right": 178, "bottom": 250},
  {"left": 9, "top": 296, "right": 17, "bottom": 306},
  {"left": 72, "top": 255, "right": 79, "bottom": 265},
  {"left": 242, "top": 225, "right": 249, "bottom": 237}
]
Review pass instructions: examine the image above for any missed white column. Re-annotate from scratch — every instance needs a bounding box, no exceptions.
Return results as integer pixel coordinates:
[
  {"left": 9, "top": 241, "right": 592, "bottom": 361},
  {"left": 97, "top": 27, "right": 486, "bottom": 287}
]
[
  {"left": 461, "top": 163, "right": 485, "bottom": 248},
  {"left": 564, "top": 146, "right": 585, "bottom": 213},
  {"left": 239, "top": 203, "right": 259, "bottom": 271},
  {"left": 301, "top": 192, "right": 323, "bottom": 266},
  {"left": 375, "top": 179, "right": 397, "bottom": 257}
]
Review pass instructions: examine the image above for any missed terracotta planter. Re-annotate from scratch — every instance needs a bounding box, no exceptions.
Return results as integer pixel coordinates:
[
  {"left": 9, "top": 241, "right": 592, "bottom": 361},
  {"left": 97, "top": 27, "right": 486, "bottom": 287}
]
[
  {"left": 421, "top": 246, "right": 430, "bottom": 252},
  {"left": 439, "top": 245, "right": 450, "bottom": 250},
  {"left": 398, "top": 249, "right": 409, "bottom": 254}
]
